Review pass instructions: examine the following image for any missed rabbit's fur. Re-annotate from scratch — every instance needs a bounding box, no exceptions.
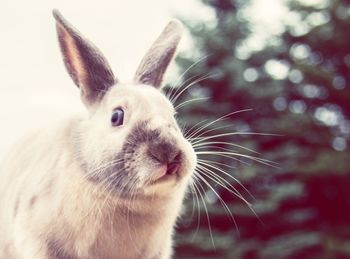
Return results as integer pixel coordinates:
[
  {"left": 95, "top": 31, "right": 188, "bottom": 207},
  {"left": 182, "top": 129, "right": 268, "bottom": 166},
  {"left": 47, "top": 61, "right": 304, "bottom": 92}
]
[{"left": 0, "top": 10, "right": 196, "bottom": 259}]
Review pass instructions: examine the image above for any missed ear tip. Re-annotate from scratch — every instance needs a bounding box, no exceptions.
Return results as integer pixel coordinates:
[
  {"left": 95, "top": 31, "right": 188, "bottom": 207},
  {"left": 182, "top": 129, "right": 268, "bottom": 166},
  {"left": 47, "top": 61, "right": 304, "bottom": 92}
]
[
  {"left": 52, "top": 9, "right": 61, "bottom": 21},
  {"left": 169, "top": 19, "right": 183, "bottom": 27},
  {"left": 167, "top": 19, "right": 184, "bottom": 34},
  {"left": 52, "top": 9, "right": 68, "bottom": 28}
]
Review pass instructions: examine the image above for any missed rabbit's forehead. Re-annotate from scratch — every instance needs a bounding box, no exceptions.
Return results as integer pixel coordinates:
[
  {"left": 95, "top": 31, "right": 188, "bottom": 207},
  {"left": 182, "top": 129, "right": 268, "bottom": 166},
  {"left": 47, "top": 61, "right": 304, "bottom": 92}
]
[{"left": 106, "top": 84, "right": 174, "bottom": 112}]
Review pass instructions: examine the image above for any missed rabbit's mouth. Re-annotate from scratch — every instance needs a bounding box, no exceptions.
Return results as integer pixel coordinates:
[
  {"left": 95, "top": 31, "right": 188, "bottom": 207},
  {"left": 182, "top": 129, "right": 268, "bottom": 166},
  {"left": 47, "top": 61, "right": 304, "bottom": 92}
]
[{"left": 148, "top": 161, "right": 181, "bottom": 185}]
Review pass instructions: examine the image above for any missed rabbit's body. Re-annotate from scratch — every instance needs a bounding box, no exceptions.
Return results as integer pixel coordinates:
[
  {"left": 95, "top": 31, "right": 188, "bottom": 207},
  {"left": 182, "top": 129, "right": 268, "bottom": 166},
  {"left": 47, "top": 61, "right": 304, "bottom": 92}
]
[
  {"left": 0, "top": 11, "right": 196, "bottom": 259},
  {"left": 0, "top": 117, "right": 186, "bottom": 259}
]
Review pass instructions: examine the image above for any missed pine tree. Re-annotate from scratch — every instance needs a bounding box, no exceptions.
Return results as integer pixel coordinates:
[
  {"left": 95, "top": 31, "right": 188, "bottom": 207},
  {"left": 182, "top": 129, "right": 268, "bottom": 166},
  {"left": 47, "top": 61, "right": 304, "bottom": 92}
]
[{"left": 172, "top": 0, "right": 350, "bottom": 258}]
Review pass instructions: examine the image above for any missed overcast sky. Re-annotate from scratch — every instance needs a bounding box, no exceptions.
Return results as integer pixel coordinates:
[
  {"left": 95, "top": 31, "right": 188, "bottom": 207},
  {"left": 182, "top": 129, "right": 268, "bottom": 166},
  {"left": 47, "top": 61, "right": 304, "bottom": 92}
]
[
  {"left": 0, "top": 0, "right": 286, "bottom": 159},
  {"left": 0, "top": 0, "right": 212, "bottom": 157}
]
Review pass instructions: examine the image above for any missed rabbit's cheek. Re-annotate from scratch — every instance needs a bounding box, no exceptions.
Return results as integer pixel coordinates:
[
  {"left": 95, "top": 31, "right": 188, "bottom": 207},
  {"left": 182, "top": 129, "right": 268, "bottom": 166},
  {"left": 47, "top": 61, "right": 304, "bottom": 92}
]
[{"left": 182, "top": 140, "right": 198, "bottom": 175}]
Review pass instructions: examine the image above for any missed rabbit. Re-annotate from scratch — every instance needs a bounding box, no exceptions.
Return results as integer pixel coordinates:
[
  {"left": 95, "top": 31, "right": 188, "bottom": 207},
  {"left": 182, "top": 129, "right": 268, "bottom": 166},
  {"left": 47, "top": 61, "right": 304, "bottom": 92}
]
[{"left": 0, "top": 9, "right": 197, "bottom": 259}]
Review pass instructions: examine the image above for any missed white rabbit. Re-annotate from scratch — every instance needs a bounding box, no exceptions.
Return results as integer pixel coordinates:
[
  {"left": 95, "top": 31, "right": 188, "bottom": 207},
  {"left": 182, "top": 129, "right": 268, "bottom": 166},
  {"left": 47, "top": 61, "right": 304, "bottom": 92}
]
[{"left": 0, "top": 10, "right": 196, "bottom": 259}]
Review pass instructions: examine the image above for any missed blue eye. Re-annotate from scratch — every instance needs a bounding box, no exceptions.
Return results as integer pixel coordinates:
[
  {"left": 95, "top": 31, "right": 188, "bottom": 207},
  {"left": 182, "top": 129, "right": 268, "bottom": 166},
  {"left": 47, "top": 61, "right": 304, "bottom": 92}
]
[{"left": 111, "top": 108, "right": 124, "bottom": 126}]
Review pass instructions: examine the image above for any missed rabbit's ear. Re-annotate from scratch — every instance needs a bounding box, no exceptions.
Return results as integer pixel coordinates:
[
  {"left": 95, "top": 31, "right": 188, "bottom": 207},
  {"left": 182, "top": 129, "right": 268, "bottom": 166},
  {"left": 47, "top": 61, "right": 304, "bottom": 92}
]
[
  {"left": 53, "top": 10, "right": 116, "bottom": 107},
  {"left": 134, "top": 20, "right": 183, "bottom": 89}
]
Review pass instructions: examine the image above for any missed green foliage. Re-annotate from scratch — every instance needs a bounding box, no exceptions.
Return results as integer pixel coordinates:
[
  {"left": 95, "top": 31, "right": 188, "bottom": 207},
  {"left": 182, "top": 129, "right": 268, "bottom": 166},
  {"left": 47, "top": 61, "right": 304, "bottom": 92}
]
[{"left": 171, "top": 0, "right": 350, "bottom": 257}]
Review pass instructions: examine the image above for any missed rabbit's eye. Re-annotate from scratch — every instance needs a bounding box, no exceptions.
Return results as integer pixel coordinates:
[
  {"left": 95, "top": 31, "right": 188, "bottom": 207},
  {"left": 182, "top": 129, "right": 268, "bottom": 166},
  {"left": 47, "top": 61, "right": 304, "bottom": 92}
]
[{"left": 111, "top": 108, "right": 124, "bottom": 127}]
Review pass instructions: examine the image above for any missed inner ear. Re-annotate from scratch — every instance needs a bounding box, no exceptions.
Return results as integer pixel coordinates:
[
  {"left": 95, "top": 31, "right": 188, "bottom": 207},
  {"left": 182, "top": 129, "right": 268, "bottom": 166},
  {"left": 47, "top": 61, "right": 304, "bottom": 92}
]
[
  {"left": 53, "top": 10, "right": 117, "bottom": 108},
  {"left": 134, "top": 20, "right": 183, "bottom": 89}
]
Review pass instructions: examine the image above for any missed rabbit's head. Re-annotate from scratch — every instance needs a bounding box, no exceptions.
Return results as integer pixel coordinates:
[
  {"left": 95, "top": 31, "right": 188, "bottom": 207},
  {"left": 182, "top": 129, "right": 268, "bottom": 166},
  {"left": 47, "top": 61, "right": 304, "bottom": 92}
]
[{"left": 53, "top": 10, "right": 196, "bottom": 197}]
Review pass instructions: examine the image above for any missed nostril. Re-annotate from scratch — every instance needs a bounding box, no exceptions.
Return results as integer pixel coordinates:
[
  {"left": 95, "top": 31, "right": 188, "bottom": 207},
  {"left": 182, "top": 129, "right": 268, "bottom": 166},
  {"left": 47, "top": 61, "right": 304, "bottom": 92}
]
[
  {"left": 149, "top": 151, "right": 162, "bottom": 163},
  {"left": 166, "top": 162, "right": 180, "bottom": 175},
  {"left": 148, "top": 146, "right": 165, "bottom": 163},
  {"left": 148, "top": 141, "right": 181, "bottom": 164},
  {"left": 170, "top": 152, "right": 181, "bottom": 163}
]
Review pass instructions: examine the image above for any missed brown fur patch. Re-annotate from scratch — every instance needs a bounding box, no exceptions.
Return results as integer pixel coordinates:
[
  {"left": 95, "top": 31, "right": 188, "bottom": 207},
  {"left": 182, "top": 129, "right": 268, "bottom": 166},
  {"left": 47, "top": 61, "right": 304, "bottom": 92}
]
[{"left": 47, "top": 238, "right": 76, "bottom": 259}]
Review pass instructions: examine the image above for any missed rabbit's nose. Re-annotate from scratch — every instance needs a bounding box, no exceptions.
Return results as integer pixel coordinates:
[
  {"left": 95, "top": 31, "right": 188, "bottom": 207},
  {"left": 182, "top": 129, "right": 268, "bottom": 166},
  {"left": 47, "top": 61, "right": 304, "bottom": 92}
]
[
  {"left": 148, "top": 141, "right": 182, "bottom": 178},
  {"left": 148, "top": 141, "right": 181, "bottom": 165}
]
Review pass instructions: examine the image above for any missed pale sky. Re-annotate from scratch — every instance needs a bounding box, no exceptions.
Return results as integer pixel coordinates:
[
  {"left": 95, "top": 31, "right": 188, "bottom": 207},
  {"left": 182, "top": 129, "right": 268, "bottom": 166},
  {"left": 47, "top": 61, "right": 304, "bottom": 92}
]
[
  {"left": 0, "top": 0, "right": 286, "bottom": 159},
  {"left": 0, "top": 0, "right": 213, "bottom": 158}
]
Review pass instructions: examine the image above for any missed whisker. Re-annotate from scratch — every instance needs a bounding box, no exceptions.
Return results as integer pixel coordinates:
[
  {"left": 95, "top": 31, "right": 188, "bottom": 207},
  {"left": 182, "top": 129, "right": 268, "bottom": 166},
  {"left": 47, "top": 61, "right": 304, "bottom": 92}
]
[
  {"left": 197, "top": 158, "right": 237, "bottom": 170},
  {"left": 197, "top": 165, "right": 264, "bottom": 227},
  {"left": 187, "top": 182, "right": 198, "bottom": 223},
  {"left": 191, "top": 132, "right": 281, "bottom": 146},
  {"left": 171, "top": 73, "right": 217, "bottom": 104},
  {"left": 193, "top": 141, "right": 260, "bottom": 155},
  {"left": 192, "top": 174, "right": 216, "bottom": 249},
  {"left": 183, "top": 119, "right": 209, "bottom": 139},
  {"left": 196, "top": 162, "right": 253, "bottom": 204},
  {"left": 195, "top": 145, "right": 254, "bottom": 157},
  {"left": 198, "top": 150, "right": 252, "bottom": 166},
  {"left": 188, "top": 180, "right": 202, "bottom": 242},
  {"left": 186, "top": 109, "right": 253, "bottom": 140},
  {"left": 195, "top": 172, "right": 240, "bottom": 236},
  {"left": 167, "top": 54, "right": 212, "bottom": 100},
  {"left": 197, "top": 159, "right": 252, "bottom": 192},
  {"left": 174, "top": 97, "right": 209, "bottom": 111},
  {"left": 168, "top": 73, "right": 201, "bottom": 101},
  {"left": 196, "top": 151, "right": 279, "bottom": 168}
]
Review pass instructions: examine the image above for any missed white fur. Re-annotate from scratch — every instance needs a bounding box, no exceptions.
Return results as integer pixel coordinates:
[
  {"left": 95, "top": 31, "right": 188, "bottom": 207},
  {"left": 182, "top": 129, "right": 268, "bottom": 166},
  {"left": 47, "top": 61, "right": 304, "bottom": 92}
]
[
  {"left": 0, "top": 84, "right": 196, "bottom": 259},
  {"left": 0, "top": 12, "right": 194, "bottom": 258}
]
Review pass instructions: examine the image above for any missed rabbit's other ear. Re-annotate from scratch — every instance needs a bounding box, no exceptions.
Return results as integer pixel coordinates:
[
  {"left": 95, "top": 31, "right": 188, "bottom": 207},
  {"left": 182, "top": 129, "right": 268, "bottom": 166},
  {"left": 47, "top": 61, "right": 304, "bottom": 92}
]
[
  {"left": 53, "top": 10, "right": 116, "bottom": 108},
  {"left": 134, "top": 20, "right": 183, "bottom": 89}
]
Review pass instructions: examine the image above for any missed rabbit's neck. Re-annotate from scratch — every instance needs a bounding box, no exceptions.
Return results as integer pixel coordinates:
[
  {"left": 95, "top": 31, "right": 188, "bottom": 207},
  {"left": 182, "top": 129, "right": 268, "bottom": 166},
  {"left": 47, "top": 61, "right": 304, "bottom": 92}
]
[{"left": 56, "top": 169, "right": 185, "bottom": 259}]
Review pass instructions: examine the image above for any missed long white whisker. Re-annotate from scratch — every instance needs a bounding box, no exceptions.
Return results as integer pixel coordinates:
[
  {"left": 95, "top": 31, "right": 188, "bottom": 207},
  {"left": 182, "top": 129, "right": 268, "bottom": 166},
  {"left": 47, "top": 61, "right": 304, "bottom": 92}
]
[
  {"left": 168, "top": 73, "right": 202, "bottom": 101},
  {"left": 195, "top": 172, "right": 240, "bottom": 235},
  {"left": 198, "top": 150, "right": 252, "bottom": 166},
  {"left": 196, "top": 151, "right": 279, "bottom": 168},
  {"left": 197, "top": 159, "right": 252, "bottom": 192},
  {"left": 189, "top": 180, "right": 202, "bottom": 242},
  {"left": 192, "top": 174, "right": 216, "bottom": 249},
  {"left": 196, "top": 162, "right": 254, "bottom": 203},
  {"left": 183, "top": 119, "right": 209, "bottom": 139},
  {"left": 197, "top": 165, "right": 264, "bottom": 226},
  {"left": 187, "top": 109, "right": 253, "bottom": 140},
  {"left": 174, "top": 97, "right": 209, "bottom": 111},
  {"left": 167, "top": 54, "right": 212, "bottom": 100},
  {"left": 191, "top": 132, "right": 281, "bottom": 146},
  {"left": 193, "top": 141, "right": 260, "bottom": 155},
  {"left": 197, "top": 158, "right": 237, "bottom": 170},
  {"left": 171, "top": 73, "right": 216, "bottom": 104}
]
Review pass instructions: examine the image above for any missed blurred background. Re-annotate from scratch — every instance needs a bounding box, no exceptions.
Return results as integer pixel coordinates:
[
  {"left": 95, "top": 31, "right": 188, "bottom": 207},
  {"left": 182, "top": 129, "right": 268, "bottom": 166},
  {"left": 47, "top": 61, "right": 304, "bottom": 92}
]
[
  {"left": 1, "top": 0, "right": 350, "bottom": 258},
  {"left": 173, "top": 0, "right": 350, "bottom": 258}
]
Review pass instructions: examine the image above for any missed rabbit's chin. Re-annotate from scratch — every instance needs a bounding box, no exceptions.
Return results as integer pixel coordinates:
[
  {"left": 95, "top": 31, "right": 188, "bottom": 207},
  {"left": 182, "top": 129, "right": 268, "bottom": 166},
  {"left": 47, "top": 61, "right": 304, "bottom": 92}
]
[
  {"left": 140, "top": 152, "right": 196, "bottom": 196},
  {"left": 141, "top": 174, "right": 191, "bottom": 197},
  {"left": 143, "top": 164, "right": 196, "bottom": 197}
]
